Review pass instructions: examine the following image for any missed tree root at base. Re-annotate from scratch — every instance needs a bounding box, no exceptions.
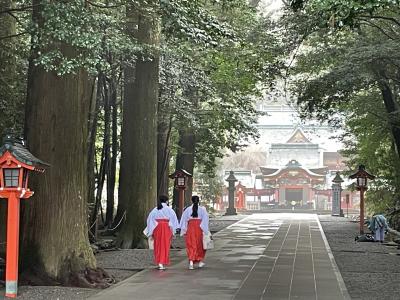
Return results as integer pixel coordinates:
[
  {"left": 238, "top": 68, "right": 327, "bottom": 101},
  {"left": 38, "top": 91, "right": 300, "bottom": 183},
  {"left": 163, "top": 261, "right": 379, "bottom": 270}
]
[
  {"left": 68, "top": 267, "right": 115, "bottom": 289},
  {"left": 20, "top": 267, "right": 115, "bottom": 289}
]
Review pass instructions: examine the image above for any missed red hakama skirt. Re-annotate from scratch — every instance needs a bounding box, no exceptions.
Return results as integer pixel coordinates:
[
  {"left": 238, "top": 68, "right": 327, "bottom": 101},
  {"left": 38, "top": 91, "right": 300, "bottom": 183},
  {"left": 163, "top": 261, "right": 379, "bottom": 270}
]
[
  {"left": 185, "top": 219, "right": 206, "bottom": 262},
  {"left": 153, "top": 219, "right": 172, "bottom": 265}
]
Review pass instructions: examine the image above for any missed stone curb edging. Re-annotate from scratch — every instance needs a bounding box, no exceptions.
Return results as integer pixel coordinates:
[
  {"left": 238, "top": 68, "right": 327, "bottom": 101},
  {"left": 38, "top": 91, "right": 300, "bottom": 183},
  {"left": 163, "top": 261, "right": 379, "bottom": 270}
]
[
  {"left": 316, "top": 216, "right": 352, "bottom": 300},
  {"left": 388, "top": 227, "right": 400, "bottom": 238}
]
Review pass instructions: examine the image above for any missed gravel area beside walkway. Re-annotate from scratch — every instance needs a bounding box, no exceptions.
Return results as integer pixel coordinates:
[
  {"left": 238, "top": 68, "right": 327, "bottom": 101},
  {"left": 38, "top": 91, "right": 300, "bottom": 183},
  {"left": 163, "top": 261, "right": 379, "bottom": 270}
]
[
  {"left": 1, "top": 214, "right": 244, "bottom": 300},
  {"left": 319, "top": 215, "right": 400, "bottom": 300}
]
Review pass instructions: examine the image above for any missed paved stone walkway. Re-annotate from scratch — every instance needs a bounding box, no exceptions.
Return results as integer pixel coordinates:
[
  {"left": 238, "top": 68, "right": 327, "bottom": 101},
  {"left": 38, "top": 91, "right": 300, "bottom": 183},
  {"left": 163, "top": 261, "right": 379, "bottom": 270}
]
[{"left": 90, "top": 214, "right": 350, "bottom": 300}]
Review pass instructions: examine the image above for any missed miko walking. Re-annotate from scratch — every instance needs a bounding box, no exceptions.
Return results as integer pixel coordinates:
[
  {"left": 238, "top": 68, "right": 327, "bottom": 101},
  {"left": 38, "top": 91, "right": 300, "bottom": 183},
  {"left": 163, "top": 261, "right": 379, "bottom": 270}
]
[{"left": 180, "top": 195, "right": 210, "bottom": 270}]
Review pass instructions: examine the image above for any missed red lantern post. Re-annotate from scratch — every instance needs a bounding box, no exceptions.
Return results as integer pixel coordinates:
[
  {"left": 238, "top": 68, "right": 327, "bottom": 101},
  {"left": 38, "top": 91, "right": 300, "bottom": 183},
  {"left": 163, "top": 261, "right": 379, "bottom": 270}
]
[
  {"left": 0, "top": 135, "right": 48, "bottom": 298},
  {"left": 349, "top": 165, "right": 375, "bottom": 235},
  {"left": 169, "top": 169, "right": 192, "bottom": 219}
]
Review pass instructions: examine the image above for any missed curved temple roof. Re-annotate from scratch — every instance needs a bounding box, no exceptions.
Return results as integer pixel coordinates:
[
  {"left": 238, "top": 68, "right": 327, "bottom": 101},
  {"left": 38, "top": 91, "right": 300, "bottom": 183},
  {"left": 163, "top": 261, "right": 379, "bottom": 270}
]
[
  {"left": 0, "top": 136, "right": 49, "bottom": 171},
  {"left": 260, "top": 160, "right": 327, "bottom": 178}
]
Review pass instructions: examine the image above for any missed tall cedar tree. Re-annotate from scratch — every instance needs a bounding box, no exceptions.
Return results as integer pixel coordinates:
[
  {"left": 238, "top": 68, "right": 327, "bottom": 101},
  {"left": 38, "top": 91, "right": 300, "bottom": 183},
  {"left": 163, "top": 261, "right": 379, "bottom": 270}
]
[
  {"left": 173, "top": 128, "right": 195, "bottom": 209},
  {"left": 0, "top": 0, "right": 16, "bottom": 256},
  {"left": 22, "top": 0, "right": 96, "bottom": 281},
  {"left": 157, "top": 105, "right": 171, "bottom": 197},
  {"left": 117, "top": 2, "right": 160, "bottom": 248}
]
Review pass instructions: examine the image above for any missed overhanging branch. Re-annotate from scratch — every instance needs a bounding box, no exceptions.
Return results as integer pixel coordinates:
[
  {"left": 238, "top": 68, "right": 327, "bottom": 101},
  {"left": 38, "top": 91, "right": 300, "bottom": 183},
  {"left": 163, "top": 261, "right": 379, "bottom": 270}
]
[
  {"left": 359, "top": 15, "right": 400, "bottom": 28},
  {"left": 0, "top": 31, "right": 28, "bottom": 41},
  {"left": 357, "top": 18, "right": 398, "bottom": 40},
  {"left": 86, "top": 1, "right": 123, "bottom": 9},
  {"left": 0, "top": 4, "right": 39, "bottom": 15}
]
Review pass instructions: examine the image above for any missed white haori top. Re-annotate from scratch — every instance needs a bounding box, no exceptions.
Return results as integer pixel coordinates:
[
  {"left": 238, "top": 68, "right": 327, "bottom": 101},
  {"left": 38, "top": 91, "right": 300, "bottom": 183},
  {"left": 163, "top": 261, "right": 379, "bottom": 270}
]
[
  {"left": 145, "top": 203, "right": 179, "bottom": 237},
  {"left": 179, "top": 205, "right": 209, "bottom": 236}
]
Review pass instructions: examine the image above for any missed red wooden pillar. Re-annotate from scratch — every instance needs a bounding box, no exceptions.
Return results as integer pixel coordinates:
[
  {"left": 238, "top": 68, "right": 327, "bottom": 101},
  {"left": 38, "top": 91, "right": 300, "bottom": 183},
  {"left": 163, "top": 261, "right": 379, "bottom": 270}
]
[
  {"left": 349, "top": 165, "right": 376, "bottom": 234},
  {"left": 5, "top": 193, "right": 20, "bottom": 298},
  {"left": 359, "top": 188, "right": 365, "bottom": 234},
  {"left": 169, "top": 169, "right": 192, "bottom": 220}
]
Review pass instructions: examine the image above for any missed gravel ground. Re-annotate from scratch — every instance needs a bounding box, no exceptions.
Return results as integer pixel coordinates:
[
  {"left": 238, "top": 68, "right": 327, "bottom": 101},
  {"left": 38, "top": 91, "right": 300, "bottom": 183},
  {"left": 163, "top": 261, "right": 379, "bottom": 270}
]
[
  {"left": 319, "top": 215, "right": 400, "bottom": 300},
  {"left": 1, "top": 214, "right": 244, "bottom": 300}
]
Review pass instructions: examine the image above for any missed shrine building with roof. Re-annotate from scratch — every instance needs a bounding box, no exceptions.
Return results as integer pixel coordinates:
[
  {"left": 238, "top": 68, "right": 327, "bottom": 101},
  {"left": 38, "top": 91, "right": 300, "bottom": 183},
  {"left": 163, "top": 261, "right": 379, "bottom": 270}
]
[{"left": 220, "top": 127, "right": 356, "bottom": 211}]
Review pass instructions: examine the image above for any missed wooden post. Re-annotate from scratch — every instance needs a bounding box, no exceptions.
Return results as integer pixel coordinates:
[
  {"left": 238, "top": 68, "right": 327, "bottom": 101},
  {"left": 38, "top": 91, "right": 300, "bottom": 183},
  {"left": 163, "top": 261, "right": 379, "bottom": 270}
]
[
  {"left": 359, "top": 188, "right": 365, "bottom": 234},
  {"left": 5, "top": 193, "right": 20, "bottom": 298},
  {"left": 178, "top": 188, "right": 185, "bottom": 220}
]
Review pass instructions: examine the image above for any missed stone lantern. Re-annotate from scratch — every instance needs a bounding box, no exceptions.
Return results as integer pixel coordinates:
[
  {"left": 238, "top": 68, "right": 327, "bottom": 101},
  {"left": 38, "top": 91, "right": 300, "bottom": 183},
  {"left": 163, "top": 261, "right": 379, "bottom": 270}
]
[
  {"left": 225, "top": 171, "right": 238, "bottom": 216},
  {"left": 331, "top": 172, "right": 344, "bottom": 217}
]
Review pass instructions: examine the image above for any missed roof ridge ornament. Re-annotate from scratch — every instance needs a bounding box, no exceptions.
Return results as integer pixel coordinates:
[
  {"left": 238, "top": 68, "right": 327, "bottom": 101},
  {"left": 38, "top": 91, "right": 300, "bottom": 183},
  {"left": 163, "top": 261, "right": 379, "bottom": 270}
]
[
  {"left": 332, "top": 171, "right": 344, "bottom": 183},
  {"left": 2, "top": 131, "right": 15, "bottom": 145},
  {"left": 286, "top": 159, "right": 302, "bottom": 168},
  {"left": 286, "top": 127, "right": 311, "bottom": 144}
]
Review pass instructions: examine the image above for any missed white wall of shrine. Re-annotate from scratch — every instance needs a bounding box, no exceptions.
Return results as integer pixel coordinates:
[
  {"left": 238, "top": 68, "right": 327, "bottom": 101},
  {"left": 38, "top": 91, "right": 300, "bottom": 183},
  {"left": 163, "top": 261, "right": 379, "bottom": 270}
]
[{"left": 254, "top": 103, "right": 342, "bottom": 170}]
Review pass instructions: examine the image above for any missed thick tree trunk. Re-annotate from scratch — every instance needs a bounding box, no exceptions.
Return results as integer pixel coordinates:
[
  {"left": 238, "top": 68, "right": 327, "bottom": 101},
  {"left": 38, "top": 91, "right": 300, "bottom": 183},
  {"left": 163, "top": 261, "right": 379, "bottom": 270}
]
[
  {"left": 173, "top": 128, "right": 196, "bottom": 210},
  {"left": 380, "top": 81, "right": 400, "bottom": 159},
  {"left": 0, "top": 0, "right": 18, "bottom": 132},
  {"left": 117, "top": 3, "right": 160, "bottom": 248},
  {"left": 23, "top": 55, "right": 96, "bottom": 280},
  {"left": 0, "top": 0, "right": 15, "bottom": 256},
  {"left": 157, "top": 106, "right": 172, "bottom": 197},
  {"left": 21, "top": 1, "right": 95, "bottom": 281}
]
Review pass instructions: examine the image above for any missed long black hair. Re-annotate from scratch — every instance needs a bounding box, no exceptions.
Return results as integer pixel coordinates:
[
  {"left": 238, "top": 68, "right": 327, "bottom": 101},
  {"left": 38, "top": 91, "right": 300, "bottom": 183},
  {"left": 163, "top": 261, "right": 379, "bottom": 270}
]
[
  {"left": 157, "top": 195, "right": 169, "bottom": 210},
  {"left": 191, "top": 195, "right": 200, "bottom": 217}
]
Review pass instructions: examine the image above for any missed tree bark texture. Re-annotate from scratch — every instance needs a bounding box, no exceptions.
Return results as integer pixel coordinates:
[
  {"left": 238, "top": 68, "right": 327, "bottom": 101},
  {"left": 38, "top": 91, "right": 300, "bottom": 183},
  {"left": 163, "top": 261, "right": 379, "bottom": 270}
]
[
  {"left": 22, "top": 0, "right": 96, "bottom": 279},
  {"left": 173, "top": 129, "right": 196, "bottom": 209},
  {"left": 157, "top": 106, "right": 172, "bottom": 197},
  {"left": 0, "top": 0, "right": 16, "bottom": 256},
  {"left": 87, "top": 77, "right": 100, "bottom": 234},
  {"left": 379, "top": 81, "right": 400, "bottom": 159},
  {"left": 23, "top": 61, "right": 96, "bottom": 279},
  {"left": 112, "top": 15, "right": 139, "bottom": 231},
  {"left": 117, "top": 4, "right": 160, "bottom": 248},
  {"left": 0, "top": 0, "right": 17, "bottom": 131}
]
